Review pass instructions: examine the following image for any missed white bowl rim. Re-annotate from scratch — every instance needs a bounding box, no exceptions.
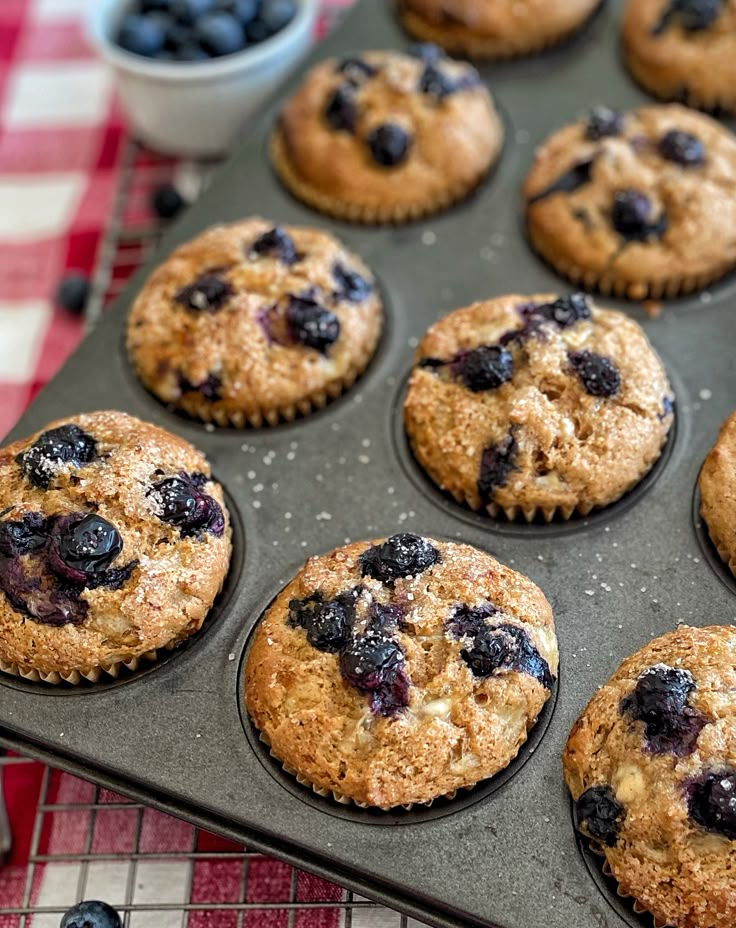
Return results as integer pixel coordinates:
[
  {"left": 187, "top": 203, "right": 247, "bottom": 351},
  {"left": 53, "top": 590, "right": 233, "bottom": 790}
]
[{"left": 86, "top": 0, "right": 319, "bottom": 83}]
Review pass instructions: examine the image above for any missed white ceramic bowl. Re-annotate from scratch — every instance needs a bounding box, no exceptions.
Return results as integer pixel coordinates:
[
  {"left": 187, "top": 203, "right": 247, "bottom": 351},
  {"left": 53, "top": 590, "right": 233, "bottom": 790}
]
[{"left": 87, "top": 0, "right": 318, "bottom": 158}]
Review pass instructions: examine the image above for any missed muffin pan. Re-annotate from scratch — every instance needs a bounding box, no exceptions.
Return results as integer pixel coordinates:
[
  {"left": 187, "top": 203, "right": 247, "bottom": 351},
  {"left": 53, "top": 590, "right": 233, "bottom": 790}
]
[{"left": 1, "top": 1, "right": 735, "bottom": 926}]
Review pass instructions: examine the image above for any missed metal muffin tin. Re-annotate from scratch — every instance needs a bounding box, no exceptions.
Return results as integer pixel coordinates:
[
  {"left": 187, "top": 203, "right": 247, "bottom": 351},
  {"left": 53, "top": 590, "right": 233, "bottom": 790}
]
[{"left": 1, "top": 1, "right": 735, "bottom": 925}]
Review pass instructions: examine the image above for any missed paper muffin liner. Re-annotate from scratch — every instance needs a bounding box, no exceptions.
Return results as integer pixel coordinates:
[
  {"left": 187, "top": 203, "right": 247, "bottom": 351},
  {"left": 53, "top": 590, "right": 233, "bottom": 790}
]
[
  {"left": 396, "top": 2, "right": 597, "bottom": 60},
  {"left": 585, "top": 842, "right": 675, "bottom": 928},
  {"left": 257, "top": 730, "right": 479, "bottom": 812},
  {"left": 270, "top": 129, "right": 493, "bottom": 226},
  {"left": 698, "top": 504, "right": 736, "bottom": 580},
  {"left": 527, "top": 222, "right": 732, "bottom": 302},
  {"left": 623, "top": 47, "right": 735, "bottom": 116}
]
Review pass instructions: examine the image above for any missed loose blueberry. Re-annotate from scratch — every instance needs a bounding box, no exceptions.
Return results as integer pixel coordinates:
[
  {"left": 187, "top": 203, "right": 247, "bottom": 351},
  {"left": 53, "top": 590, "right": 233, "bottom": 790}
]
[
  {"left": 194, "top": 12, "right": 245, "bottom": 55},
  {"left": 325, "top": 84, "right": 357, "bottom": 133},
  {"left": 658, "top": 129, "right": 705, "bottom": 166},
  {"left": 250, "top": 226, "right": 298, "bottom": 265},
  {"left": 220, "top": 0, "right": 259, "bottom": 25},
  {"left": 149, "top": 472, "right": 225, "bottom": 537},
  {"left": 528, "top": 159, "right": 594, "bottom": 203},
  {"left": 332, "top": 262, "right": 371, "bottom": 302},
  {"left": 174, "top": 272, "right": 232, "bottom": 312},
  {"left": 151, "top": 183, "right": 187, "bottom": 220},
  {"left": 419, "top": 64, "right": 456, "bottom": 100},
  {"left": 621, "top": 664, "right": 706, "bottom": 756},
  {"left": 171, "top": 0, "right": 217, "bottom": 25},
  {"left": 56, "top": 272, "right": 90, "bottom": 316},
  {"left": 452, "top": 345, "right": 514, "bottom": 392},
  {"left": 336, "top": 56, "right": 377, "bottom": 83},
  {"left": 446, "top": 602, "right": 499, "bottom": 639},
  {"left": 460, "top": 623, "right": 554, "bottom": 688},
  {"left": 178, "top": 372, "right": 222, "bottom": 401},
  {"left": 574, "top": 786, "right": 625, "bottom": 847},
  {"left": 477, "top": 433, "right": 517, "bottom": 506},
  {"left": 654, "top": 0, "right": 723, "bottom": 34},
  {"left": 174, "top": 41, "right": 210, "bottom": 59},
  {"left": 0, "top": 513, "right": 47, "bottom": 558},
  {"left": 360, "top": 533, "right": 439, "bottom": 583},
  {"left": 585, "top": 106, "right": 624, "bottom": 141},
  {"left": 61, "top": 901, "right": 122, "bottom": 928},
  {"left": 117, "top": 14, "right": 166, "bottom": 56},
  {"left": 258, "top": 0, "right": 296, "bottom": 34},
  {"left": 285, "top": 294, "right": 340, "bottom": 353},
  {"left": 141, "top": 0, "right": 174, "bottom": 11},
  {"left": 688, "top": 771, "right": 736, "bottom": 840},
  {"left": 367, "top": 123, "right": 411, "bottom": 167},
  {"left": 17, "top": 424, "right": 97, "bottom": 490},
  {"left": 49, "top": 514, "right": 123, "bottom": 584},
  {"left": 611, "top": 189, "right": 667, "bottom": 241},
  {"left": 340, "top": 628, "right": 409, "bottom": 715},
  {"left": 568, "top": 350, "right": 621, "bottom": 398}
]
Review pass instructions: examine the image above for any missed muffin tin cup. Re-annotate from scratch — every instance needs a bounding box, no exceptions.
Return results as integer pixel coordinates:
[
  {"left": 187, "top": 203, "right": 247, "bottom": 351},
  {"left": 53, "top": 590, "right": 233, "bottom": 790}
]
[{"left": 1, "top": 1, "right": 735, "bottom": 926}]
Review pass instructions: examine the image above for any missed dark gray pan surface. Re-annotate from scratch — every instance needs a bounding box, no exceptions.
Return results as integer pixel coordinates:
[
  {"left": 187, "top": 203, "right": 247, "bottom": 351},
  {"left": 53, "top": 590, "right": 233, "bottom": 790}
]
[{"left": 1, "top": 1, "right": 735, "bottom": 925}]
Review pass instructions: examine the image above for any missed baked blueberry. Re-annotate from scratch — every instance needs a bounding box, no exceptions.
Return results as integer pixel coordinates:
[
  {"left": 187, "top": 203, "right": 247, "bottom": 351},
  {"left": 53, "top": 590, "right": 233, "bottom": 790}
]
[
  {"left": 568, "top": 350, "right": 621, "bottom": 398},
  {"left": 332, "top": 262, "right": 371, "bottom": 302},
  {"left": 659, "top": 395, "right": 675, "bottom": 420},
  {"left": 325, "top": 84, "right": 357, "bottom": 133},
  {"left": 340, "top": 629, "right": 409, "bottom": 716},
  {"left": 419, "top": 64, "right": 456, "bottom": 100},
  {"left": 477, "top": 433, "right": 517, "bottom": 506},
  {"left": 48, "top": 514, "right": 123, "bottom": 584},
  {"left": 61, "top": 901, "right": 122, "bottom": 928},
  {"left": 532, "top": 293, "right": 592, "bottom": 328},
  {"left": 174, "top": 272, "right": 233, "bottom": 312},
  {"left": 250, "top": 226, "right": 298, "bottom": 264},
  {"left": 585, "top": 106, "right": 624, "bottom": 141},
  {"left": 452, "top": 345, "right": 513, "bottom": 392},
  {"left": 611, "top": 189, "right": 667, "bottom": 241},
  {"left": 177, "top": 372, "right": 222, "bottom": 402},
  {"left": 658, "top": 129, "right": 705, "bottom": 166},
  {"left": 367, "top": 123, "right": 411, "bottom": 167},
  {"left": 411, "top": 42, "right": 443, "bottom": 63},
  {"left": 0, "top": 513, "right": 47, "bottom": 558},
  {"left": 360, "top": 533, "right": 439, "bottom": 582},
  {"left": 149, "top": 472, "right": 225, "bottom": 537},
  {"left": 654, "top": 0, "right": 724, "bottom": 34},
  {"left": 573, "top": 786, "right": 625, "bottom": 847},
  {"left": 446, "top": 602, "right": 499, "bottom": 639},
  {"left": 528, "top": 158, "right": 594, "bottom": 204},
  {"left": 460, "top": 623, "right": 554, "bottom": 688},
  {"left": 285, "top": 294, "right": 340, "bottom": 353},
  {"left": 688, "top": 770, "right": 736, "bottom": 840},
  {"left": 288, "top": 592, "right": 354, "bottom": 653},
  {"left": 336, "top": 56, "right": 377, "bottom": 83},
  {"left": 117, "top": 14, "right": 167, "bottom": 56},
  {"left": 621, "top": 664, "right": 706, "bottom": 756},
  {"left": 16, "top": 424, "right": 97, "bottom": 490}
]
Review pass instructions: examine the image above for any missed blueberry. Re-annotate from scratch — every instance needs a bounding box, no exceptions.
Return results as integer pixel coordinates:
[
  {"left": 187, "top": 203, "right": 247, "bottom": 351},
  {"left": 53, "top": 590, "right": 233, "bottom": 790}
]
[
  {"left": 219, "top": 0, "right": 259, "bottom": 25},
  {"left": 659, "top": 395, "right": 675, "bottom": 420},
  {"left": 460, "top": 623, "right": 554, "bottom": 688},
  {"left": 332, "top": 262, "right": 371, "bottom": 302},
  {"left": 340, "top": 628, "right": 409, "bottom": 715},
  {"left": 419, "top": 64, "right": 456, "bottom": 100},
  {"left": 360, "top": 533, "right": 439, "bottom": 583},
  {"left": 688, "top": 771, "right": 736, "bottom": 840},
  {"left": 56, "top": 272, "right": 90, "bottom": 316},
  {"left": 151, "top": 183, "right": 186, "bottom": 220},
  {"left": 367, "top": 601, "right": 405, "bottom": 631},
  {"left": 325, "top": 84, "right": 357, "bottom": 133},
  {"left": 574, "top": 786, "right": 625, "bottom": 847},
  {"left": 446, "top": 602, "right": 499, "bottom": 639},
  {"left": 477, "top": 433, "right": 517, "bottom": 506},
  {"left": 288, "top": 591, "right": 355, "bottom": 653},
  {"left": 528, "top": 293, "right": 592, "bottom": 328},
  {"left": 141, "top": 0, "right": 174, "bottom": 11},
  {"left": 250, "top": 226, "right": 298, "bottom": 264},
  {"left": 336, "top": 56, "right": 377, "bottom": 83},
  {"left": 568, "top": 350, "right": 621, "bottom": 398},
  {"left": 174, "top": 41, "right": 210, "bottom": 59},
  {"left": 452, "top": 345, "right": 513, "bottom": 392},
  {"left": 17, "top": 424, "right": 97, "bottom": 490},
  {"left": 149, "top": 472, "right": 225, "bottom": 537},
  {"left": 367, "top": 123, "right": 411, "bottom": 167},
  {"left": 0, "top": 513, "right": 48, "bottom": 557},
  {"left": 411, "top": 42, "right": 443, "bottom": 63},
  {"left": 117, "top": 14, "right": 167, "bottom": 56},
  {"left": 611, "top": 189, "right": 667, "bottom": 241},
  {"left": 658, "top": 129, "right": 705, "bottom": 166},
  {"left": 417, "top": 357, "right": 445, "bottom": 369},
  {"left": 171, "top": 0, "right": 217, "bottom": 25},
  {"left": 621, "top": 664, "right": 706, "bottom": 756},
  {"left": 585, "top": 106, "right": 624, "bottom": 141},
  {"left": 177, "top": 371, "right": 222, "bottom": 401},
  {"left": 50, "top": 514, "right": 122, "bottom": 582},
  {"left": 528, "top": 159, "right": 594, "bottom": 203},
  {"left": 174, "top": 272, "right": 232, "bottom": 312},
  {"left": 285, "top": 294, "right": 340, "bottom": 353},
  {"left": 258, "top": 0, "right": 296, "bottom": 34},
  {"left": 195, "top": 12, "right": 245, "bottom": 55},
  {"left": 61, "top": 901, "right": 122, "bottom": 928},
  {"left": 654, "top": 0, "right": 724, "bottom": 33}
]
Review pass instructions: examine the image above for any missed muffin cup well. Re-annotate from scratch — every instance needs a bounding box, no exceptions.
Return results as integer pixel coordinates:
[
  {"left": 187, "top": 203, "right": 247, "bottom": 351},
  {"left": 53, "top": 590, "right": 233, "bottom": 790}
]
[{"left": 623, "top": 46, "right": 736, "bottom": 116}]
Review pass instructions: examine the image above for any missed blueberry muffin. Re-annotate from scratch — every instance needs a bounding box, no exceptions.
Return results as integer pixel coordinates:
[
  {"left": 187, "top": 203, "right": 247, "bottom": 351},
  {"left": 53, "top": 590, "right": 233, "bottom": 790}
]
[
  {"left": 127, "top": 218, "right": 383, "bottom": 427},
  {"left": 403, "top": 293, "right": 674, "bottom": 521},
  {"left": 0, "top": 411, "right": 231, "bottom": 684},
  {"left": 245, "top": 534, "right": 557, "bottom": 808},
  {"left": 523, "top": 104, "right": 736, "bottom": 299},
  {"left": 270, "top": 47, "right": 503, "bottom": 223},
  {"left": 699, "top": 411, "right": 736, "bottom": 576},
  {"left": 397, "top": 0, "right": 601, "bottom": 59},
  {"left": 564, "top": 625, "right": 736, "bottom": 928},
  {"left": 622, "top": 0, "right": 736, "bottom": 113}
]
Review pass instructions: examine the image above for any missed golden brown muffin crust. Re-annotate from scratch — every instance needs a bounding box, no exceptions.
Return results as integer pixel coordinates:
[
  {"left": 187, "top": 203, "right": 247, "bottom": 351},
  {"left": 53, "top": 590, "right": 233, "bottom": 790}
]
[
  {"left": 245, "top": 536, "right": 557, "bottom": 808},
  {"left": 523, "top": 104, "right": 736, "bottom": 300},
  {"left": 403, "top": 293, "right": 673, "bottom": 521},
  {"left": 699, "top": 411, "right": 736, "bottom": 577},
  {"left": 0, "top": 411, "right": 231, "bottom": 679},
  {"left": 127, "top": 218, "right": 383, "bottom": 427},
  {"left": 564, "top": 625, "right": 736, "bottom": 928}
]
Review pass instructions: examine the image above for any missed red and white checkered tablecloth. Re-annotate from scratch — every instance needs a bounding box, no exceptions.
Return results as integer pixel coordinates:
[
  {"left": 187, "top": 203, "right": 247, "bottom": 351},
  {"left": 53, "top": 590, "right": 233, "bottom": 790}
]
[{"left": 0, "top": 2, "right": 410, "bottom": 924}]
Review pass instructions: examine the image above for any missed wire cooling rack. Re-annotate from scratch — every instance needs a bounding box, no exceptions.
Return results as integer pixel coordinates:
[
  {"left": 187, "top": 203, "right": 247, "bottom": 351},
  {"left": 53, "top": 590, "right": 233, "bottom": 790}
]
[{"left": 0, "top": 136, "right": 422, "bottom": 928}]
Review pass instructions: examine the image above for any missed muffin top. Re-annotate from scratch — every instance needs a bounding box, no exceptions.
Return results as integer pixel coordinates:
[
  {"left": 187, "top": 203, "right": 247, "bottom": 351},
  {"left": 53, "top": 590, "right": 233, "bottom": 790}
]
[
  {"left": 699, "top": 410, "right": 736, "bottom": 575},
  {"left": 564, "top": 625, "right": 736, "bottom": 928},
  {"left": 403, "top": 293, "right": 674, "bottom": 520},
  {"left": 126, "top": 218, "right": 383, "bottom": 427},
  {"left": 245, "top": 533, "right": 557, "bottom": 808},
  {"left": 622, "top": 0, "right": 736, "bottom": 111},
  {"left": 523, "top": 104, "right": 736, "bottom": 299},
  {"left": 0, "top": 411, "right": 231, "bottom": 681},
  {"left": 272, "top": 47, "right": 502, "bottom": 221}
]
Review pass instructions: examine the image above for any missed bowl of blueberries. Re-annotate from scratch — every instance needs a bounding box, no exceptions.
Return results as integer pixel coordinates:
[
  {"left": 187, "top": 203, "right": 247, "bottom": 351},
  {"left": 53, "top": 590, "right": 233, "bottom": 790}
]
[{"left": 88, "top": 0, "right": 317, "bottom": 158}]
